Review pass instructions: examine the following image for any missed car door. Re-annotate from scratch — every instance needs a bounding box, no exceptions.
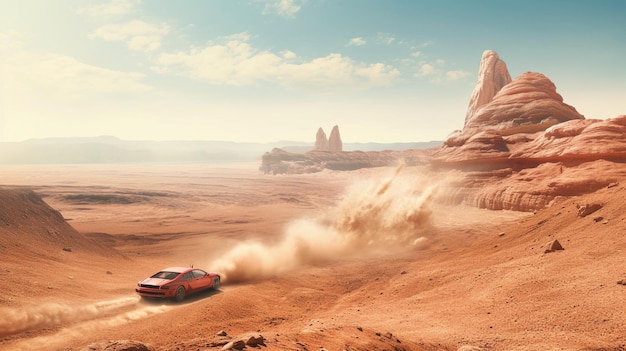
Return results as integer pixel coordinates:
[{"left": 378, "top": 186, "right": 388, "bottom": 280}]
[
  {"left": 191, "top": 269, "right": 211, "bottom": 290},
  {"left": 182, "top": 271, "right": 196, "bottom": 292}
]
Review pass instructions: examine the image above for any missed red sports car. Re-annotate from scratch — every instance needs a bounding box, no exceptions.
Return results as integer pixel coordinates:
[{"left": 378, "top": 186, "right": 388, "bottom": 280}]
[{"left": 136, "top": 267, "right": 220, "bottom": 302}]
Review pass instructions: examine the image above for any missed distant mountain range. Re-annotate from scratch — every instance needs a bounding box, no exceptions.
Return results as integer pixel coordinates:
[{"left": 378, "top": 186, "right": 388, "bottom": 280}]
[{"left": 0, "top": 136, "right": 441, "bottom": 164}]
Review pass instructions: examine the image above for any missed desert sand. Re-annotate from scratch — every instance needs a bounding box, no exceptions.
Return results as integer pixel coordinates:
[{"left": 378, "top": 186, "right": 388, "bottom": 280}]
[{"left": 0, "top": 162, "right": 624, "bottom": 351}]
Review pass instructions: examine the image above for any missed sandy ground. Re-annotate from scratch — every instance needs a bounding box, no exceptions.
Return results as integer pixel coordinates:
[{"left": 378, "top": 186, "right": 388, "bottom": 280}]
[{"left": 0, "top": 162, "right": 624, "bottom": 351}]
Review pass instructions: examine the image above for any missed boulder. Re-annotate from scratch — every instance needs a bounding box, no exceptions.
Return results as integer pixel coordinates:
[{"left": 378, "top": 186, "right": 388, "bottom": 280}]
[
  {"left": 245, "top": 334, "right": 265, "bottom": 347},
  {"left": 80, "top": 340, "right": 153, "bottom": 351},
  {"left": 544, "top": 239, "right": 564, "bottom": 253},
  {"left": 577, "top": 203, "right": 603, "bottom": 217},
  {"left": 222, "top": 340, "right": 246, "bottom": 350},
  {"left": 457, "top": 346, "right": 485, "bottom": 351}
]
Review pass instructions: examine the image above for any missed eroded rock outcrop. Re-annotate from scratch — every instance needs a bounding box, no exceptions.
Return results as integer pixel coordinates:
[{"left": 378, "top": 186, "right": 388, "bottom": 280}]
[
  {"left": 465, "top": 50, "right": 512, "bottom": 126},
  {"left": 315, "top": 128, "right": 329, "bottom": 151},
  {"left": 437, "top": 159, "right": 626, "bottom": 212},
  {"left": 329, "top": 125, "right": 343, "bottom": 152},
  {"left": 434, "top": 50, "right": 626, "bottom": 211},
  {"left": 260, "top": 148, "right": 430, "bottom": 174},
  {"left": 511, "top": 115, "right": 626, "bottom": 160},
  {"left": 438, "top": 71, "right": 586, "bottom": 167},
  {"left": 465, "top": 72, "right": 584, "bottom": 134},
  {"left": 261, "top": 124, "right": 414, "bottom": 174},
  {"left": 314, "top": 126, "right": 342, "bottom": 152}
]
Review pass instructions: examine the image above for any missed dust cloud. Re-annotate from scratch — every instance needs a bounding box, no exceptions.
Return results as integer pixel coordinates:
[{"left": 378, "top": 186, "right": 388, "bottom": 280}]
[{"left": 211, "top": 166, "right": 443, "bottom": 283}]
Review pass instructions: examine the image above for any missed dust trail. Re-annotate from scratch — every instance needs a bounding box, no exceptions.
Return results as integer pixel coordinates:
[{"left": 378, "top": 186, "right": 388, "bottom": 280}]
[
  {"left": 211, "top": 165, "right": 442, "bottom": 283},
  {"left": 6, "top": 304, "right": 170, "bottom": 351},
  {"left": 0, "top": 296, "right": 139, "bottom": 338}
]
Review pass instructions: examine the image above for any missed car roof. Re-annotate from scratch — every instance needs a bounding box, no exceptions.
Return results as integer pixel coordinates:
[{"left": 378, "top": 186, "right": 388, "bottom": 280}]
[{"left": 161, "top": 267, "right": 195, "bottom": 273}]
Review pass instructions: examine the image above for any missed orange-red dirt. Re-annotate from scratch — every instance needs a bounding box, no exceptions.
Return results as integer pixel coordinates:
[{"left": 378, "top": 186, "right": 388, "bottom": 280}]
[{"left": 0, "top": 163, "right": 624, "bottom": 351}]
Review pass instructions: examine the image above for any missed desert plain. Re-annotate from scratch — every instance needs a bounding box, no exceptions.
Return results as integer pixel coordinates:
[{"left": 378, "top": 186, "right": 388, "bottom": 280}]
[{"left": 0, "top": 161, "right": 624, "bottom": 351}]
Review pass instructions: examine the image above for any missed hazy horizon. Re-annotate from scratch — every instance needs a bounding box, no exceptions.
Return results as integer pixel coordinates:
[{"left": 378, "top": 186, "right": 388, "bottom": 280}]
[
  {"left": 1, "top": 0, "right": 625, "bottom": 143},
  {"left": 0, "top": 134, "right": 443, "bottom": 145}
]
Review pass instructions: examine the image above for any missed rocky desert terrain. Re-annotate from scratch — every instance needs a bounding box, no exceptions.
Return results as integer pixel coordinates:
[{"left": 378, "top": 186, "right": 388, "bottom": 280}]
[
  {"left": 0, "top": 162, "right": 624, "bottom": 351},
  {"left": 1, "top": 50, "right": 625, "bottom": 351}
]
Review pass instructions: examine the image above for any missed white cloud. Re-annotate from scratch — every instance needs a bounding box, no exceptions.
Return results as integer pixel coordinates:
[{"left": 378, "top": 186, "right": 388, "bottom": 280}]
[
  {"left": 92, "top": 20, "right": 170, "bottom": 52},
  {"left": 445, "top": 70, "right": 470, "bottom": 81},
  {"left": 411, "top": 51, "right": 422, "bottom": 57},
  {"left": 76, "top": 0, "right": 140, "bottom": 17},
  {"left": 153, "top": 33, "right": 399, "bottom": 88},
  {"left": 348, "top": 37, "right": 367, "bottom": 46},
  {"left": 1, "top": 32, "right": 151, "bottom": 97},
  {"left": 263, "top": 0, "right": 304, "bottom": 17},
  {"left": 415, "top": 63, "right": 436, "bottom": 77},
  {"left": 282, "top": 50, "right": 297, "bottom": 59},
  {"left": 377, "top": 33, "right": 396, "bottom": 45},
  {"left": 411, "top": 58, "right": 470, "bottom": 82}
]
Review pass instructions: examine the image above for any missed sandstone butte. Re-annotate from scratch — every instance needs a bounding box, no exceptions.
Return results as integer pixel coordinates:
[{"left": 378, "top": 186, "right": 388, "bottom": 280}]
[
  {"left": 261, "top": 49, "right": 626, "bottom": 212},
  {"left": 433, "top": 50, "right": 626, "bottom": 211}
]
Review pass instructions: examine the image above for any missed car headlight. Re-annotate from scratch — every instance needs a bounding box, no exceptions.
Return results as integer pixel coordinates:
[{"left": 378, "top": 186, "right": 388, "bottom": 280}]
[{"left": 160, "top": 286, "right": 170, "bottom": 290}]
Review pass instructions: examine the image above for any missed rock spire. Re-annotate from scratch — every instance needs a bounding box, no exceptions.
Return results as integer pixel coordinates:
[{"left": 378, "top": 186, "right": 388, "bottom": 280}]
[
  {"left": 465, "top": 50, "right": 512, "bottom": 127},
  {"left": 314, "top": 128, "right": 329, "bottom": 151},
  {"left": 314, "top": 126, "right": 342, "bottom": 152},
  {"left": 328, "top": 125, "right": 343, "bottom": 152}
]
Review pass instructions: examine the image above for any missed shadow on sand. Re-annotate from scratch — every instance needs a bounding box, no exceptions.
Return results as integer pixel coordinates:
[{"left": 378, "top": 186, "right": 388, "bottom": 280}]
[{"left": 138, "top": 288, "right": 223, "bottom": 306}]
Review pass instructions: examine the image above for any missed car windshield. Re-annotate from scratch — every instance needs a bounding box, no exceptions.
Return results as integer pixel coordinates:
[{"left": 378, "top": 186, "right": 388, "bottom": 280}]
[{"left": 151, "top": 271, "right": 180, "bottom": 280}]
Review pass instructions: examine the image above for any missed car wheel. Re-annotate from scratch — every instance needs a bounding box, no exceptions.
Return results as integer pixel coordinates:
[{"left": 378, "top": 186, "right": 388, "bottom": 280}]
[
  {"left": 212, "top": 276, "right": 220, "bottom": 290},
  {"left": 175, "top": 286, "right": 186, "bottom": 302}
]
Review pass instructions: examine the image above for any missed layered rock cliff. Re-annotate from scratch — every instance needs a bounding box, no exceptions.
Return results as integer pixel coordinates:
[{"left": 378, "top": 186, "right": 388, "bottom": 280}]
[
  {"left": 434, "top": 50, "right": 626, "bottom": 211},
  {"left": 260, "top": 147, "right": 430, "bottom": 174}
]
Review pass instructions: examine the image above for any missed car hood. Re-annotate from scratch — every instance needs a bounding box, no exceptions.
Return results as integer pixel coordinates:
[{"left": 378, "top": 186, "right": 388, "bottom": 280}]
[{"left": 139, "top": 278, "right": 171, "bottom": 286}]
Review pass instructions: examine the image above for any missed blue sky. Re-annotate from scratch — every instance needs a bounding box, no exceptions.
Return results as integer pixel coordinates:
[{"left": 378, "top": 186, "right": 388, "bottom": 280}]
[{"left": 1, "top": 0, "right": 624, "bottom": 143}]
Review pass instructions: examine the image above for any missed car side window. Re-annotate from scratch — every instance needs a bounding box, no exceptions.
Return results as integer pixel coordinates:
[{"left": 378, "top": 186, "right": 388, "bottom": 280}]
[
  {"left": 192, "top": 270, "right": 206, "bottom": 279},
  {"left": 183, "top": 272, "right": 194, "bottom": 281}
]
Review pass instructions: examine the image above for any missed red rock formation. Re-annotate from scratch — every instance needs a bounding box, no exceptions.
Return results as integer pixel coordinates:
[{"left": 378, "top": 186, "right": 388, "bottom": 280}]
[
  {"left": 433, "top": 50, "right": 626, "bottom": 211},
  {"left": 511, "top": 115, "right": 626, "bottom": 160},
  {"left": 260, "top": 148, "right": 431, "bottom": 174},
  {"left": 262, "top": 50, "right": 626, "bottom": 213},
  {"left": 436, "top": 159, "right": 626, "bottom": 212},
  {"left": 465, "top": 50, "right": 512, "bottom": 126},
  {"left": 315, "top": 128, "right": 329, "bottom": 151},
  {"left": 465, "top": 72, "right": 584, "bottom": 135},
  {"left": 437, "top": 70, "right": 586, "bottom": 167},
  {"left": 329, "top": 125, "right": 343, "bottom": 152}
]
